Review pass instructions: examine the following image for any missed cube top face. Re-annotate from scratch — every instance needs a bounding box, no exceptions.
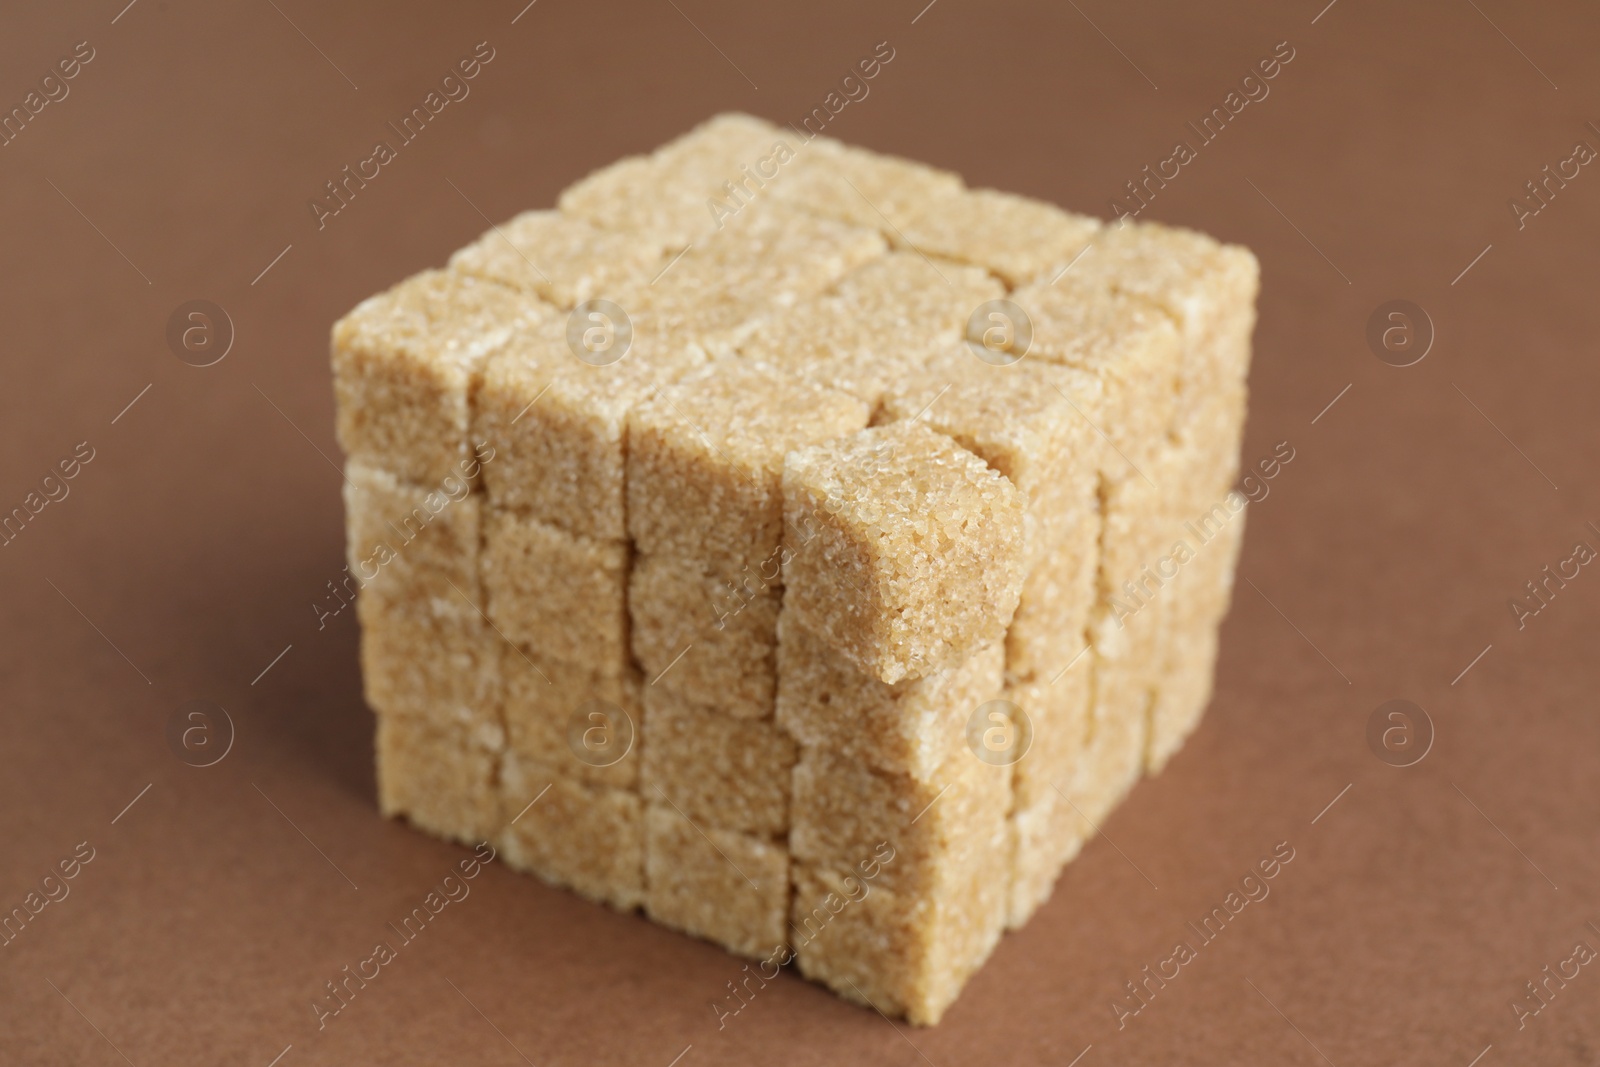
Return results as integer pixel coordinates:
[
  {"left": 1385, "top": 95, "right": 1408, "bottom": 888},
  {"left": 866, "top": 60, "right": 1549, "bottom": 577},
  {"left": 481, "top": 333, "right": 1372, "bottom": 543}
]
[
  {"left": 782, "top": 421, "right": 1028, "bottom": 684},
  {"left": 449, "top": 210, "right": 668, "bottom": 310},
  {"left": 333, "top": 269, "right": 550, "bottom": 484},
  {"left": 897, "top": 187, "right": 1102, "bottom": 288},
  {"left": 559, "top": 113, "right": 803, "bottom": 247}
]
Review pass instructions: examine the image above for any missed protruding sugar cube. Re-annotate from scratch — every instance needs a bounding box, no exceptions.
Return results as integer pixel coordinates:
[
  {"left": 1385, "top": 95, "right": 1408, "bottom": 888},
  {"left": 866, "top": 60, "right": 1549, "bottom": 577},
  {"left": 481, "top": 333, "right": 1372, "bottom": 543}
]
[
  {"left": 781, "top": 421, "right": 1027, "bottom": 684},
  {"left": 357, "top": 598, "right": 500, "bottom": 731}
]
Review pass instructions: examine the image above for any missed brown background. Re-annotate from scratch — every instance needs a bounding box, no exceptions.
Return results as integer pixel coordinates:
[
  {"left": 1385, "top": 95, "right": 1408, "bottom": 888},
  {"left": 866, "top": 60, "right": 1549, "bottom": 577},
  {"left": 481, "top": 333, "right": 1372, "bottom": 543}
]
[{"left": 3, "top": 0, "right": 1598, "bottom": 1063}]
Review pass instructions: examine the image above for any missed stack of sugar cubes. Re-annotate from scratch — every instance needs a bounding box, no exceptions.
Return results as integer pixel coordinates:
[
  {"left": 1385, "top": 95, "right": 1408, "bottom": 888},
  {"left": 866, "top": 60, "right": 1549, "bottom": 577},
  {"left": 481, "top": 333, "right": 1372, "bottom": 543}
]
[{"left": 331, "top": 114, "right": 1256, "bottom": 1024}]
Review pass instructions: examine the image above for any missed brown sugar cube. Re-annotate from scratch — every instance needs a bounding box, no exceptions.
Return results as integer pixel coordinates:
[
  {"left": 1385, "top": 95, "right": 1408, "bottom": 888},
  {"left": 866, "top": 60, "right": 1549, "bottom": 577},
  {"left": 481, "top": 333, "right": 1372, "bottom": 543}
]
[
  {"left": 627, "top": 359, "right": 870, "bottom": 569},
  {"left": 781, "top": 421, "right": 1027, "bottom": 684},
  {"left": 788, "top": 747, "right": 1010, "bottom": 1024},
  {"left": 628, "top": 553, "right": 779, "bottom": 720},
  {"left": 768, "top": 135, "right": 965, "bottom": 235},
  {"left": 333, "top": 268, "right": 548, "bottom": 485},
  {"left": 1149, "top": 510, "right": 1245, "bottom": 772},
  {"left": 1072, "top": 221, "right": 1259, "bottom": 411},
  {"left": 501, "top": 646, "right": 642, "bottom": 789},
  {"left": 343, "top": 459, "right": 483, "bottom": 613},
  {"left": 474, "top": 321, "right": 707, "bottom": 541},
  {"left": 790, "top": 847, "right": 1006, "bottom": 1026},
  {"left": 644, "top": 805, "right": 788, "bottom": 959},
  {"left": 481, "top": 508, "right": 629, "bottom": 675},
  {"left": 789, "top": 745, "right": 1009, "bottom": 898},
  {"left": 357, "top": 597, "right": 500, "bottom": 732},
  {"left": 448, "top": 209, "right": 666, "bottom": 309},
  {"left": 376, "top": 712, "right": 503, "bottom": 846},
  {"left": 1071, "top": 650, "right": 1154, "bottom": 828},
  {"left": 498, "top": 761, "right": 644, "bottom": 911},
  {"left": 775, "top": 614, "right": 1003, "bottom": 782},
  {"left": 559, "top": 113, "right": 802, "bottom": 246},
  {"left": 740, "top": 252, "right": 1004, "bottom": 408},
  {"left": 878, "top": 352, "right": 1104, "bottom": 552},
  {"left": 619, "top": 205, "right": 886, "bottom": 357},
  {"left": 1005, "top": 497, "right": 1101, "bottom": 683},
  {"left": 640, "top": 688, "right": 796, "bottom": 836},
  {"left": 1010, "top": 273, "right": 1182, "bottom": 469},
  {"left": 1003, "top": 666, "right": 1094, "bottom": 927},
  {"left": 896, "top": 187, "right": 1101, "bottom": 287}
]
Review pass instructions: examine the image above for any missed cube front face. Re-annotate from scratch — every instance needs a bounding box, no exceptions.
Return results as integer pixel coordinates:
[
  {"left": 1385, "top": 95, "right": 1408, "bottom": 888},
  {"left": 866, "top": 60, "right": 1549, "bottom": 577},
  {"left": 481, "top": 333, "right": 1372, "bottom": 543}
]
[{"left": 334, "top": 112, "right": 1256, "bottom": 1026}]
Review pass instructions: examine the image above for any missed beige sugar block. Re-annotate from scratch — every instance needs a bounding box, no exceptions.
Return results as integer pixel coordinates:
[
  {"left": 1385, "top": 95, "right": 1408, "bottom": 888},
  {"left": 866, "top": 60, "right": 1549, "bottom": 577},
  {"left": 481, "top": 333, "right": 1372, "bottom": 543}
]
[
  {"left": 897, "top": 187, "right": 1101, "bottom": 287},
  {"left": 559, "top": 113, "right": 801, "bottom": 246},
  {"left": 1003, "top": 666, "right": 1094, "bottom": 927},
  {"left": 1074, "top": 221, "right": 1259, "bottom": 413},
  {"left": 448, "top": 209, "right": 666, "bottom": 309},
  {"left": 878, "top": 352, "right": 1103, "bottom": 549},
  {"left": 740, "top": 252, "right": 1003, "bottom": 407},
  {"left": 769, "top": 136, "right": 964, "bottom": 235},
  {"left": 790, "top": 745, "right": 1010, "bottom": 898},
  {"left": 621, "top": 205, "right": 886, "bottom": 357},
  {"left": 498, "top": 761, "right": 644, "bottom": 911},
  {"left": 357, "top": 597, "right": 500, "bottom": 731},
  {"left": 343, "top": 459, "right": 483, "bottom": 612},
  {"left": 1071, "top": 653, "right": 1152, "bottom": 828},
  {"left": 481, "top": 509, "right": 629, "bottom": 675},
  {"left": 790, "top": 850, "right": 1006, "bottom": 1027},
  {"left": 627, "top": 359, "right": 869, "bottom": 569},
  {"left": 1005, "top": 498, "right": 1101, "bottom": 683},
  {"left": 781, "top": 422, "right": 1027, "bottom": 684},
  {"left": 333, "top": 268, "right": 547, "bottom": 484},
  {"left": 474, "top": 322, "right": 707, "bottom": 540},
  {"left": 629, "top": 553, "right": 779, "bottom": 720},
  {"left": 501, "top": 647, "right": 642, "bottom": 788},
  {"left": 775, "top": 614, "right": 1003, "bottom": 782},
  {"left": 1148, "top": 510, "right": 1245, "bottom": 772},
  {"left": 1010, "top": 273, "right": 1182, "bottom": 467},
  {"left": 376, "top": 711, "right": 503, "bottom": 846},
  {"left": 644, "top": 805, "right": 789, "bottom": 959},
  {"left": 641, "top": 688, "right": 796, "bottom": 836}
]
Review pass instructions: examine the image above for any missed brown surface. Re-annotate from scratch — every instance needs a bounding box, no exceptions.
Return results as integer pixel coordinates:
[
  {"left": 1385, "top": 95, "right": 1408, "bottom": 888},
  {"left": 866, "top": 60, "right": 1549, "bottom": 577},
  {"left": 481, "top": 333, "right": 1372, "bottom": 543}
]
[{"left": 3, "top": 1, "right": 1599, "bottom": 1063}]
